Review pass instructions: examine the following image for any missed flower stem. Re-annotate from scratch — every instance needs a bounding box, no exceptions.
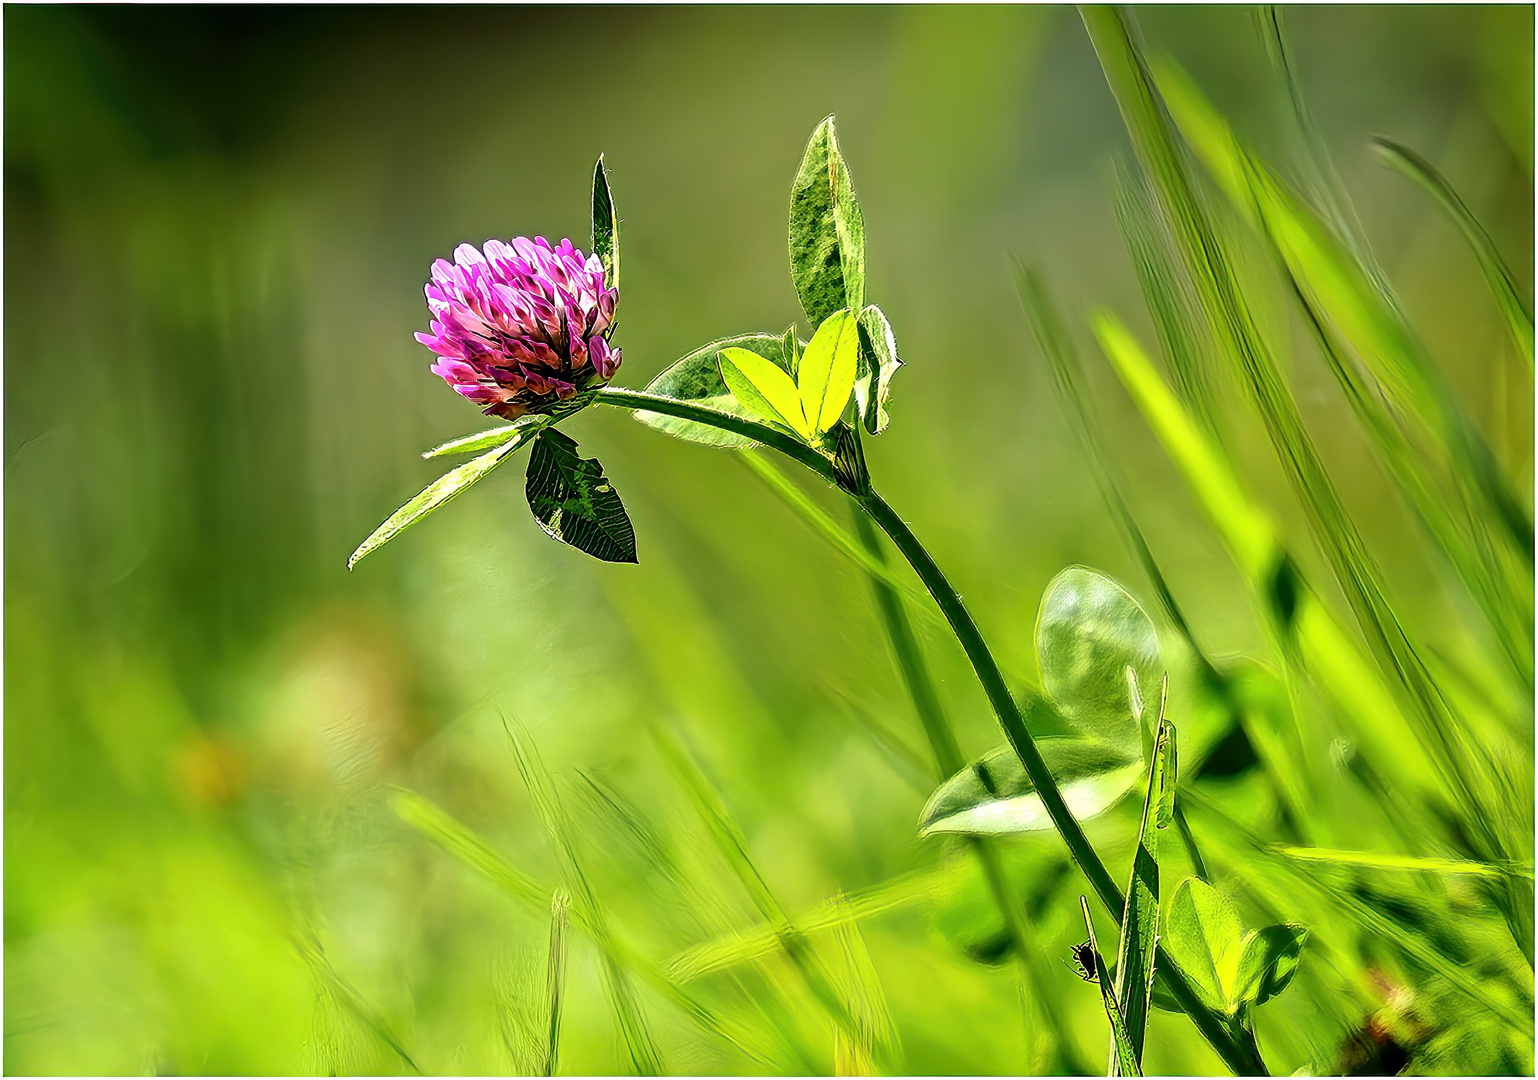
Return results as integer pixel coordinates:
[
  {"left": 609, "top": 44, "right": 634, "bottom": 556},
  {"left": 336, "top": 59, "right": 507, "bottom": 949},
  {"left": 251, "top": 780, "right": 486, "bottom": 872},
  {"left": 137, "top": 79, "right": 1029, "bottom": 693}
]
[{"left": 592, "top": 388, "right": 1268, "bottom": 1076}]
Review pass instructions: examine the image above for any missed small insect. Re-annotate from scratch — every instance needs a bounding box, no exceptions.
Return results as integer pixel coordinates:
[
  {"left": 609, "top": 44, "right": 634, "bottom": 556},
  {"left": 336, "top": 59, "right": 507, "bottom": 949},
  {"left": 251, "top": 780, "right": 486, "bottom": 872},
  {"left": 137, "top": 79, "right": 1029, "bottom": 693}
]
[{"left": 1067, "top": 941, "right": 1099, "bottom": 983}]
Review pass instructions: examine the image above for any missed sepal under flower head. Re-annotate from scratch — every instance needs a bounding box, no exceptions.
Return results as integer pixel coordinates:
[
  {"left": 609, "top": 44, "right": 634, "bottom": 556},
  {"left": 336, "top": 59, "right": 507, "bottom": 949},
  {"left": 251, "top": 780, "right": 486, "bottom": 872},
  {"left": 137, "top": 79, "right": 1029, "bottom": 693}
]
[{"left": 415, "top": 236, "right": 621, "bottom": 419}]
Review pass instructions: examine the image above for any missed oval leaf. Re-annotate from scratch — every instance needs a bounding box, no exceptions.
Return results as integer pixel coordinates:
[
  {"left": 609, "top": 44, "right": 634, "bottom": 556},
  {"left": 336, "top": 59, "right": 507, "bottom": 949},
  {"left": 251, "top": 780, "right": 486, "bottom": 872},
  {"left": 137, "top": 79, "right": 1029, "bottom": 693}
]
[
  {"left": 1162, "top": 878, "right": 1245, "bottom": 1012},
  {"left": 1036, "top": 566, "right": 1160, "bottom": 748},
  {"left": 854, "top": 305, "right": 903, "bottom": 435},
  {"left": 636, "top": 333, "right": 792, "bottom": 447},
  {"left": 592, "top": 154, "right": 619, "bottom": 296},
  {"left": 525, "top": 429, "right": 637, "bottom": 564},
  {"left": 789, "top": 115, "right": 866, "bottom": 326},
  {"left": 423, "top": 416, "right": 543, "bottom": 459},
  {"left": 719, "top": 346, "right": 810, "bottom": 439},
  {"left": 1233, "top": 924, "right": 1307, "bottom": 1007},
  {"left": 919, "top": 738, "right": 1143, "bottom": 837},
  {"left": 798, "top": 309, "right": 859, "bottom": 434},
  {"left": 349, "top": 433, "right": 532, "bottom": 569}
]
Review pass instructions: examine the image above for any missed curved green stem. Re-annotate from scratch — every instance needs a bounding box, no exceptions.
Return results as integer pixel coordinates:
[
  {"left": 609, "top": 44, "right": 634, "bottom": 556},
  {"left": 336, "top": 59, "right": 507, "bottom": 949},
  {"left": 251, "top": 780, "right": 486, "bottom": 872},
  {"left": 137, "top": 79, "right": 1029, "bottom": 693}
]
[{"left": 591, "top": 387, "right": 1268, "bottom": 1076}]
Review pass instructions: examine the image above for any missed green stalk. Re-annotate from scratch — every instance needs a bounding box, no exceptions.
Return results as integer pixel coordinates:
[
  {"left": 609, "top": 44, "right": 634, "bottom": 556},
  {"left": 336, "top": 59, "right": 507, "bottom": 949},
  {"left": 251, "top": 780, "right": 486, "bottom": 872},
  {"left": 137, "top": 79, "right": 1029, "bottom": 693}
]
[
  {"left": 848, "top": 495, "right": 1089, "bottom": 1076},
  {"left": 593, "top": 387, "right": 1269, "bottom": 1075}
]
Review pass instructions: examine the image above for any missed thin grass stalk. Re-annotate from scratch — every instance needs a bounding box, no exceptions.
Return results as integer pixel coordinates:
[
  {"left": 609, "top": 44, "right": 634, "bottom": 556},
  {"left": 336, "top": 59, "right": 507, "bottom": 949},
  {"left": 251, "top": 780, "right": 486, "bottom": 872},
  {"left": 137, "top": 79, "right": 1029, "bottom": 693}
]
[
  {"left": 1371, "top": 136, "right": 1535, "bottom": 372},
  {"left": 507, "top": 726, "right": 665, "bottom": 1075},
  {"left": 543, "top": 890, "right": 570, "bottom": 1077},
  {"left": 391, "top": 786, "right": 786, "bottom": 1069},
  {"left": 650, "top": 722, "right": 880, "bottom": 1069}
]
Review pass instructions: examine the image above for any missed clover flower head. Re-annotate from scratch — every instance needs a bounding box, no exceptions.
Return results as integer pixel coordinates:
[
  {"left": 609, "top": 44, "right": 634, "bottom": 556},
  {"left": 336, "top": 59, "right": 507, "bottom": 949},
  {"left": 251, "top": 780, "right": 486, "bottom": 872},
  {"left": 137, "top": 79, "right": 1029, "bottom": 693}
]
[{"left": 415, "top": 236, "right": 620, "bottom": 419}]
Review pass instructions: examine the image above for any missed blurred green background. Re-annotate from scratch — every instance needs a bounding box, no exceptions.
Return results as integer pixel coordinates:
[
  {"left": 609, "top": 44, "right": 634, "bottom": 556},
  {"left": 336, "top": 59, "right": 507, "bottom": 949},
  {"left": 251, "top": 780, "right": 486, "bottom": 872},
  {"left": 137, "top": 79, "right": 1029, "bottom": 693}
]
[{"left": 5, "top": 5, "right": 1532, "bottom": 1075}]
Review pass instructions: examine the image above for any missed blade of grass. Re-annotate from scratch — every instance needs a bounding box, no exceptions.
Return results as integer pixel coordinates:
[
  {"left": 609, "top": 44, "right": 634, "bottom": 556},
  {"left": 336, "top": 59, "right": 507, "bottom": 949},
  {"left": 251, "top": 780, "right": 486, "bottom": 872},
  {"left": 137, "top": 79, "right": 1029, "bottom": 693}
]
[
  {"left": 648, "top": 722, "right": 879, "bottom": 1069},
  {"left": 1089, "top": 310, "right": 1445, "bottom": 798},
  {"left": 829, "top": 896, "right": 900, "bottom": 1076},
  {"left": 1081, "top": 896, "right": 1142, "bottom": 1077},
  {"left": 543, "top": 890, "right": 570, "bottom": 1077},
  {"left": 506, "top": 723, "right": 664, "bottom": 1075},
  {"left": 1154, "top": 55, "right": 1534, "bottom": 694},
  {"left": 1086, "top": 6, "right": 1514, "bottom": 876},
  {"left": 1273, "top": 846, "right": 1535, "bottom": 880},
  {"left": 294, "top": 932, "right": 423, "bottom": 1075},
  {"left": 1372, "top": 136, "right": 1534, "bottom": 372},
  {"left": 1111, "top": 685, "right": 1173, "bottom": 1073},
  {"left": 390, "top": 785, "right": 781, "bottom": 1069},
  {"left": 665, "top": 863, "right": 962, "bottom": 982}
]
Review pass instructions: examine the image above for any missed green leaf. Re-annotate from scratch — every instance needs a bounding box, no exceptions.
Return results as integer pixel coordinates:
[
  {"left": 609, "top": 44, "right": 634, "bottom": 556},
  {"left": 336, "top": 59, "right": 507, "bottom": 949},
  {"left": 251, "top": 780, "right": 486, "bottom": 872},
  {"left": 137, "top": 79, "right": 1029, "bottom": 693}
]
[
  {"left": 1112, "top": 705, "right": 1174, "bottom": 1069},
  {"left": 349, "top": 434, "right": 533, "bottom": 569},
  {"left": 1232, "top": 924, "right": 1307, "bottom": 1007},
  {"left": 718, "top": 346, "right": 811, "bottom": 439},
  {"left": 919, "top": 737, "right": 1143, "bottom": 837},
  {"left": 797, "top": 309, "right": 859, "bottom": 434},
  {"left": 1036, "top": 566, "right": 1161, "bottom": 749},
  {"left": 1162, "top": 878, "right": 1245, "bottom": 1012},
  {"left": 1081, "top": 897, "right": 1142, "bottom": 1077},
  {"left": 423, "top": 416, "right": 543, "bottom": 459},
  {"left": 592, "top": 154, "right": 619, "bottom": 295},
  {"left": 636, "top": 333, "right": 793, "bottom": 447},
  {"left": 854, "top": 305, "right": 903, "bottom": 435},
  {"left": 524, "top": 429, "right": 638, "bottom": 564},
  {"left": 789, "top": 115, "right": 866, "bottom": 326}
]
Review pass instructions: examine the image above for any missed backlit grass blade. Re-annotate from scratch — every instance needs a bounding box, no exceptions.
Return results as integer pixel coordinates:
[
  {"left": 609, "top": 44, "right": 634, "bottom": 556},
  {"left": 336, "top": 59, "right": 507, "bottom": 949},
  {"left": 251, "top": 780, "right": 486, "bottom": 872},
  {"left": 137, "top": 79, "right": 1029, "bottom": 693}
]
[
  {"left": 1081, "top": 896, "right": 1141, "bottom": 1077},
  {"left": 1138, "top": 51, "right": 1531, "bottom": 902},
  {"left": 1372, "top": 135, "right": 1534, "bottom": 372},
  {"left": 1111, "top": 687, "right": 1173, "bottom": 1073},
  {"left": 1274, "top": 846, "right": 1535, "bottom": 880},
  {"left": 507, "top": 724, "right": 665, "bottom": 1075},
  {"left": 1155, "top": 54, "right": 1533, "bottom": 568},
  {"left": 649, "top": 722, "right": 873, "bottom": 1064},
  {"left": 829, "top": 896, "right": 900, "bottom": 1076},
  {"left": 294, "top": 932, "right": 423, "bottom": 1075},
  {"left": 1089, "top": 311, "right": 1444, "bottom": 800},
  {"left": 666, "top": 863, "right": 962, "bottom": 982},
  {"left": 543, "top": 890, "right": 570, "bottom": 1077}
]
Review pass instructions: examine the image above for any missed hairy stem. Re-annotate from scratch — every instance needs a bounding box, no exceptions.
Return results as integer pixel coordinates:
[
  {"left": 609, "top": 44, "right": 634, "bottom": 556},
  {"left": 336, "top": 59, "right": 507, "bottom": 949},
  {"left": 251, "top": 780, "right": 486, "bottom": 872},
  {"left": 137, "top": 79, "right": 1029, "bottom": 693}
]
[{"left": 593, "top": 388, "right": 1269, "bottom": 1075}]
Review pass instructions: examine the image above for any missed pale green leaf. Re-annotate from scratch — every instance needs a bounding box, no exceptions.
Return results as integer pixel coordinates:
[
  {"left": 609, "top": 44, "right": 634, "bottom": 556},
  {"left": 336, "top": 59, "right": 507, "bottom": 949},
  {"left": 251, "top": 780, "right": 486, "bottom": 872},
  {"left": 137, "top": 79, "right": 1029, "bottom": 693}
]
[
  {"left": 797, "top": 309, "right": 859, "bottom": 433},
  {"left": 1162, "top": 878, "right": 1245, "bottom": 1012},
  {"left": 919, "top": 738, "right": 1143, "bottom": 837},
  {"left": 637, "top": 333, "right": 792, "bottom": 447},
  {"left": 1232, "top": 924, "right": 1306, "bottom": 1007},
  {"left": 1036, "top": 566, "right": 1161, "bottom": 750},
  {"left": 719, "top": 346, "right": 810, "bottom": 439},
  {"left": 349, "top": 436, "right": 528, "bottom": 569},
  {"left": 423, "top": 416, "right": 543, "bottom": 458},
  {"left": 854, "top": 304, "right": 903, "bottom": 435}
]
